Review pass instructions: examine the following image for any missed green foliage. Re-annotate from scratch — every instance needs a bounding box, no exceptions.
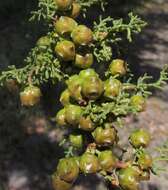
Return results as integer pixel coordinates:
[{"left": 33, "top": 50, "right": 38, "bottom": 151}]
[{"left": 93, "top": 13, "right": 147, "bottom": 62}]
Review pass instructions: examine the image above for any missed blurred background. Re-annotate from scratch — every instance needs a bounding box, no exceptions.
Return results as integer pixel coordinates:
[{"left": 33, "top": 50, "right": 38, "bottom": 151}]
[{"left": 0, "top": 0, "right": 168, "bottom": 190}]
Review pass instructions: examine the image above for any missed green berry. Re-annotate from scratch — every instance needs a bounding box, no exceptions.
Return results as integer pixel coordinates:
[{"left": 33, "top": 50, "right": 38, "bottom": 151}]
[
  {"left": 52, "top": 175, "right": 72, "bottom": 190},
  {"left": 92, "top": 124, "right": 117, "bottom": 146},
  {"left": 109, "top": 59, "right": 127, "bottom": 76},
  {"left": 74, "top": 53, "right": 94, "bottom": 69},
  {"left": 130, "top": 95, "right": 146, "bottom": 112},
  {"left": 104, "top": 78, "right": 122, "bottom": 98},
  {"left": 129, "top": 129, "right": 151, "bottom": 148},
  {"left": 55, "top": 40, "right": 75, "bottom": 61},
  {"left": 69, "top": 134, "right": 83, "bottom": 148},
  {"left": 71, "top": 25, "right": 93, "bottom": 45},
  {"left": 56, "top": 157, "right": 79, "bottom": 182},
  {"left": 82, "top": 76, "right": 104, "bottom": 100},
  {"left": 138, "top": 152, "right": 153, "bottom": 170},
  {"left": 79, "top": 153, "right": 99, "bottom": 174},
  {"left": 60, "top": 89, "right": 70, "bottom": 106},
  {"left": 79, "top": 116, "right": 95, "bottom": 131},
  {"left": 55, "top": 0, "right": 73, "bottom": 10},
  {"left": 55, "top": 16, "right": 77, "bottom": 36},
  {"left": 56, "top": 108, "right": 67, "bottom": 126},
  {"left": 98, "top": 150, "right": 117, "bottom": 172},
  {"left": 65, "top": 104, "right": 83, "bottom": 125},
  {"left": 118, "top": 167, "right": 140, "bottom": 190}
]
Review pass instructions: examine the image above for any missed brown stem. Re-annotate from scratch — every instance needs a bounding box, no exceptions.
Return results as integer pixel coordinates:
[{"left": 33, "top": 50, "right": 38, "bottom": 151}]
[
  {"left": 28, "top": 68, "right": 36, "bottom": 85},
  {"left": 115, "top": 161, "right": 129, "bottom": 169}
]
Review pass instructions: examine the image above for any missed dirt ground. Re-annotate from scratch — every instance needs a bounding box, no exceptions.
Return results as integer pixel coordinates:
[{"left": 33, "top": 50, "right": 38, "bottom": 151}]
[{"left": 0, "top": 0, "right": 168, "bottom": 190}]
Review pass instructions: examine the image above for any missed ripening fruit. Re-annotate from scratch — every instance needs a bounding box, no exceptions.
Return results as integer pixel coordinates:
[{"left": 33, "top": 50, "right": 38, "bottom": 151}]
[
  {"left": 79, "top": 153, "right": 99, "bottom": 173},
  {"left": 60, "top": 89, "right": 70, "bottom": 106},
  {"left": 69, "top": 134, "right": 83, "bottom": 148},
  {"left": 55, "top": 40, "right": 75, "bottom": 61},
  {"left": 130, "top": 95, "right": 146, "bottom": 112},
  {"left": 109, "top": 59, "right": 127, "bottom": 76},
  {"left": 71, "top": 25, "right": 93, "bottom": 45},
  {"left": 66, "top": 75, "right": 83, "bottom": 102},
  {"left": 104, "top": 78, "right": 122, "bottom": 98},
  {"left": 79, "top": 68, "right": 98, "bottom": 80},
  {"left": 56, "top": 157, "right": 79, "bottom": 182},
  {"left": 98, "top": 150, "right": 117, "bottom": 172},
  {"left": 56, "top": 108, "right": 67, "bottom": 126},
  {"left": 70, "top": 2, "right": 81, "bottom": 18},
  {"left": 79, "top": 116, "right": 95, "bottom": 131},
  {"left": 55, "top": 16, "right": 77, "bottom": 36},
  {"left": 139, "top": 170, "right": 150, "bottom": 181},
  {"left": 52, "top": 175, "right": 72, "bottom": 190},
  {"left": 137, "top": 152, "right": 153, "bottom": 170},
  {"left": 82, "top": 76, "right": 104, "bottom": 100},
  {"left": 65, "top": 104, "right": 83, "bottom": 125},
  {"left": 74, "top": 53, "right": 94, "bottom": 69},
  {"left": 55, "top": 0, "right": 73, "bottom": 10},
  {"left": 36, "top": 36, "right": 50, "bottom": 50},
  {"left": 129, "top": 129, "right": 151, "bottom": 148},
  {"left": 118, "top": 167, "right": 140, "bottom": 190},
  {"left": 20, "top": 86, "right": 42, "bottom": 106},
  {"left": 92, "top": 124, "right": 117, "bottom": 146}
]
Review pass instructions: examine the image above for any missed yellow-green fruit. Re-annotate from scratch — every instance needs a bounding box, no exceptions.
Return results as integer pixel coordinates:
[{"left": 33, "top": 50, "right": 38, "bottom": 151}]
[
  {"left": 118, "top": 167, "right": 140, "bottom": 190},
  {"left": 129, "top": 129, "right": 151, "bottom": 148},
  {"left": 71, "top": 25, "right": 93, "bottom": 45},
  {"left": 104, "top": 78, "right": 122, "bottom": 98},
  {"left": 109, "top": 59, "right": 127, "bottom": 76},
  {"left": 66, "top": 75, "right": 83, "bottom": 102},
  {"left": 52, "top": 175, "right": 72, "bottom": 190},
  {"left": 65, "top": 104, "right": 83, "bottom": 125},
  {"left": 60, "top": 89, "right": 70, "bottom": 106},
  {"left": 36, "top": 36, "right": 50, "bottom": 50},
  {"left": 74, "top": 53, "right": 94, "bottom": 69},
  {"left": 79, "top": 116, "right": 95, "bottom": 131},
  {"left": 56, "top": 108, "right": 67, "bottom": 126},
  {"left": 70, "top": 2, "right": 81, "bottom": 18},
  {"left": 55, "top": 40, "right": 75, "bottom": 61},
  {"left": 82, "top": 76, "right": 104, "bottom": 100},
  {"left": 130, "top": 95, "right": 146, "bottom": 112},
  {"left": 20, "top": 86, "right": 42, "bottom": 106},
  {"left": 55, "top": 16, "right": 77, "bottom": 36},
  {"left": 79, "top": 69, "right": 98, "bottom": 80},
  {"left": 55, "top": 0, "right": 73, "bottom": 10},
  {"left": 69, "top": 134, "right": 83, "bottom": 148},
  {"left": 57, "top": 157, "right": 79, "bottom": 182},
  {"left": 138, "top": 153, "right": 153, "bottom": 170},
  {"left": 79, "top": 153, "right": 99, "bottom": 173},
  {"left": 98, "top": 150, "right": 117, "bottom": 172},
  {"left": 92, "top": 125, "right": 117, "bottom": 146}
]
